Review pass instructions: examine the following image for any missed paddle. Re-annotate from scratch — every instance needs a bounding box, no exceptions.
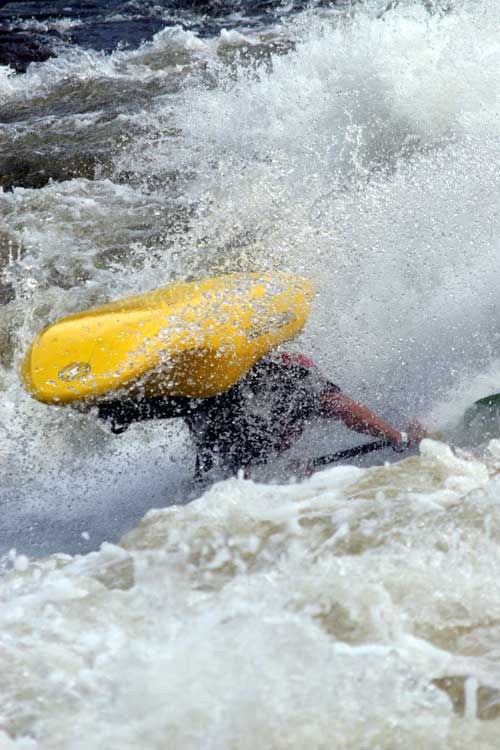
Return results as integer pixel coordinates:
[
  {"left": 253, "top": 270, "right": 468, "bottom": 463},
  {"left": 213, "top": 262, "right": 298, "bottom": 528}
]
[
  {"left": 310, "top": 439, "right": 392, "bottom": 469},
  {"left": 309, "top": 417, "right": 438, "bottom": 470}
]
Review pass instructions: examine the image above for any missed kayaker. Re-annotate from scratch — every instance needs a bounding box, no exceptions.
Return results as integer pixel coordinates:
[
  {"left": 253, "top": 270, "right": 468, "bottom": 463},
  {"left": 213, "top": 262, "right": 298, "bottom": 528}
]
[{"left": 96, "top": 351, "right": 425, "bottom": 479}]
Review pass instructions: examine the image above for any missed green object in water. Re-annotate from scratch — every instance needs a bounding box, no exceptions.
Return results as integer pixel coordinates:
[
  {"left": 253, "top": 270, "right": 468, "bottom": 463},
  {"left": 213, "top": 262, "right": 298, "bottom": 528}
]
[
  {"left": 464, "top": 392, "right": 500, "bottom": 438},
  {"left": 473, "top": 393, "right": 500, "bottom": 408}
]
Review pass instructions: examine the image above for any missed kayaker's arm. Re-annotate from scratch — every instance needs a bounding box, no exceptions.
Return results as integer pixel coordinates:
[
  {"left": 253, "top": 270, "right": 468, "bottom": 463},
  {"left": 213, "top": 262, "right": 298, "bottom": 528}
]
[{"left": 318, "top": 391, "right": 405, "bottom": 448}]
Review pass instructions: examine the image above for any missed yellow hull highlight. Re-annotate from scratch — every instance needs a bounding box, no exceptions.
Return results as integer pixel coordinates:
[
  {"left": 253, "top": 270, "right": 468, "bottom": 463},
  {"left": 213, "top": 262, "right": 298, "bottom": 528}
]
[{"left": 22, "top": 272, "right": 314, "bottom": 404}]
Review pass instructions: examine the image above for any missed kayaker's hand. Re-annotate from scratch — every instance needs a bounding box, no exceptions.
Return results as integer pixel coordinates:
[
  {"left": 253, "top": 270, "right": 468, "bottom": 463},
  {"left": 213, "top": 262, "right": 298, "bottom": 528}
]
[
  {"left": 391, "top": 419, "right": 432, "bottom": 452},
  {"left": 385, "top": 426, "right": 409, "bottom": 452},
  {"left": 406, "top": 418, "right": 428, "bottom": 447},
  {"left": 391, "top": 433, "right": 409, "bottom": 452}
]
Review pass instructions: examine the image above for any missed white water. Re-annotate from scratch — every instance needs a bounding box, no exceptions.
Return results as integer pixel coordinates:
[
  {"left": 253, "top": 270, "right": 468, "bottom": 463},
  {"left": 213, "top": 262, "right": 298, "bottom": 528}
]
[
  {"left": 2, "top": 0, "right": 500, "bottom": 745},
  {"left": 4, "top": 440, "right": 500, "bottom": 748}
]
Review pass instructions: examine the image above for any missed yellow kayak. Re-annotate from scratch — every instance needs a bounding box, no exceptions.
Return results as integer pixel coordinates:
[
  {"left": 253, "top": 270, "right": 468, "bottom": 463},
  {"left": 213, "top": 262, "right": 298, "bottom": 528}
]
[{"left": 22, "top": 272, "right": 314, "bottom": 404}]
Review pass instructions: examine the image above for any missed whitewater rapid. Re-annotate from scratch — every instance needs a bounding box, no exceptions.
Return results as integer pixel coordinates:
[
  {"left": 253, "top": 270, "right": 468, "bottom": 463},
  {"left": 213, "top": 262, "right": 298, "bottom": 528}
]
[
  {"left": 2, "top": 0, "right": 500, "bottom": 746},
  {"left": 4, "top": 439, "right": 500, "bottom": 748}
]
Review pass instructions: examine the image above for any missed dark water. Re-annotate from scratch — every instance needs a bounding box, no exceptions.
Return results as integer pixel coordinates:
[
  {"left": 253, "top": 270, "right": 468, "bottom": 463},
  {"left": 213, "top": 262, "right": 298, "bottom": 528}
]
[
  {"left": 0, "top": 0, "right": 351, "bottom": 58},
  {"left": 0, "top": 0, "right": 454, "bottom": 73}
]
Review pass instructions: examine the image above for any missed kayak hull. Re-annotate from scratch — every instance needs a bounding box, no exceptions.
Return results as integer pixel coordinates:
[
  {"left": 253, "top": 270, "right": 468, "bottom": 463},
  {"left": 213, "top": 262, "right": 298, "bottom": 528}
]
[{"left": 22, "top": 272, "right": 314, "bottom": 404}]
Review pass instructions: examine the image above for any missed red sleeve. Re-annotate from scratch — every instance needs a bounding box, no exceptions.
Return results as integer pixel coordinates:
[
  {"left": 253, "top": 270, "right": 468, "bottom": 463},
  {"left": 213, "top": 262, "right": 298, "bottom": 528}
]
[
  {"left": 280, "top": 352, "right": 341, "bottom": 394},
  {"left": 280, "top": 352, "right": 317, "bottom": 369}
]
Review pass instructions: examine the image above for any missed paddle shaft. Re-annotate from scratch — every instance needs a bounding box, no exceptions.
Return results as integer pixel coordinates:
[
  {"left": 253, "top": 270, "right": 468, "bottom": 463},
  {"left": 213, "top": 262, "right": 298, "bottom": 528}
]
[{"left": 310, "top": 439, "right": 392, "bottom": 468}]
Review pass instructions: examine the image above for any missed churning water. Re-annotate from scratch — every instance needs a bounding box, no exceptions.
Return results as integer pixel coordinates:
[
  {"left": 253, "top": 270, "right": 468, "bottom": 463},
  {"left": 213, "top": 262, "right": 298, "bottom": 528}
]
[{"left": 2, "top": 0, "right": 500, "bottom": 746}]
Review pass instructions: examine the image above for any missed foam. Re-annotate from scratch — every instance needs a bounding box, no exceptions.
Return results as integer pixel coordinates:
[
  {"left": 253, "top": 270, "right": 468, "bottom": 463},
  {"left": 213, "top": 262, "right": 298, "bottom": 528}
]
[{"left": 3, "top": 441, "right": 500, "bottom": 746}]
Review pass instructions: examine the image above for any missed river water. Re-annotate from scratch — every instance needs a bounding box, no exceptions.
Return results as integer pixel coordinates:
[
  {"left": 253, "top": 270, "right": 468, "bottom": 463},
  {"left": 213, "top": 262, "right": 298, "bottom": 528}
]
[{"left": 2, "top": 0, "right": 500, "bottom": 746}]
